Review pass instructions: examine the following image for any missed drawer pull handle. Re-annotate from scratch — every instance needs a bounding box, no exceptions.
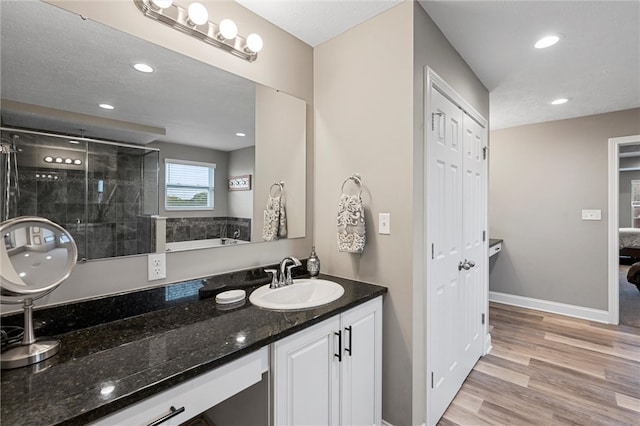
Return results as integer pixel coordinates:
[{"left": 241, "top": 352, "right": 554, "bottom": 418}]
[{"left": 147, "top": 406, "right": 185, "bottom": 426}]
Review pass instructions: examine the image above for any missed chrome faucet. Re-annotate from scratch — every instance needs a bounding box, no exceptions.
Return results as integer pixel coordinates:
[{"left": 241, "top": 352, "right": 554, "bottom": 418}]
[
  {"left": 266, "top": 256, "right": 302, "bottom": 289},
  {"left": 280, "top": 256, "right": 302, "bottom": 286}
]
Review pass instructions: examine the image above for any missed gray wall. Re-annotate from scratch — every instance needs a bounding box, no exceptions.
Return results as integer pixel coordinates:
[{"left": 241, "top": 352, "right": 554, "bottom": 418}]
[
  {"left": 619, "top": 169, "right": 640, "bottom": 228},
  {"left": 314, "top": 2, "right": 489, "bottom": 425},
  {"left": 489, "top": 108, "right": 640, "bottom": 310}
]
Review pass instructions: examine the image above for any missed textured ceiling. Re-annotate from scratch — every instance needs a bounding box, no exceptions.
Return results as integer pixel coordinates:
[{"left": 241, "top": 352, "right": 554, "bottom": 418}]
[
  {"left": 239, "top": 0, "right": 640, "bottom": 130},
  {"left": 2, "top": 0, "right": 638, "bottom": 142},
  {"left": 419, "top": 0, "right": 640, "bottom": 129},
  {"left": 237, "top": 0, "right": 404, "bottom": 47}
]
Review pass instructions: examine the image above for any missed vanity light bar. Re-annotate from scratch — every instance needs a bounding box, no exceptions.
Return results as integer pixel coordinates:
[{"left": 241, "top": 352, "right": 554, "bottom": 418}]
[{"left": 133, "top": 0, "right": 262, "bottom": 62}]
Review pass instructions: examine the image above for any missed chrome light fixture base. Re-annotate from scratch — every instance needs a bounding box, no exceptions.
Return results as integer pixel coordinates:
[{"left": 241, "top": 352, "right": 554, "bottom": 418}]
[{"left": 133, "top": 0, "right": 261, "bottom": 62}]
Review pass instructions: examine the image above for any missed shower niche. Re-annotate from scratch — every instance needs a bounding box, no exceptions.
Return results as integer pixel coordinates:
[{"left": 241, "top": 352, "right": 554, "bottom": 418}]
[{"left": 1, "top": 128, "right": 159, "bottom": 261}]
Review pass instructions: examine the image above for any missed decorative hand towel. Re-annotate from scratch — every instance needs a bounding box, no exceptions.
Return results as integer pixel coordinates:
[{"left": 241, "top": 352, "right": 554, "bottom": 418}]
[
  {"left": 262, "top": 183, "right": 287, "bottom": 241},
  {"left": 337, "top": 175, "right": 365, "bottom": 253}
]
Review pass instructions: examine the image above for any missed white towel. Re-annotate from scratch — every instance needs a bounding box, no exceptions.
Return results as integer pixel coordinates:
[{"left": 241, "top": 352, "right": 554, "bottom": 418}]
[
  {"left": 262, "top": 195, "right": 287, "bottom": 241},
  {"left": 337, "top": 193, "right": 365, "bottom": 253}
]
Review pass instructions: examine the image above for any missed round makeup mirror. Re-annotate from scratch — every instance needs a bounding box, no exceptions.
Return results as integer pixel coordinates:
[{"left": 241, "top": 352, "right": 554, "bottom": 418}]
[{"left": 0, "top": 216, "right": 78, "bottom": 369}]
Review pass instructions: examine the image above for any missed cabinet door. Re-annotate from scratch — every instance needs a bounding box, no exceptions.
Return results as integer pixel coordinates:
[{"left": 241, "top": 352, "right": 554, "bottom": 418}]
[
  {"left": 272, "top": 317, "right": 341, "bottom": 426},
  {"left": 340, "top": 297, "right": 382, "bottom": 426}
]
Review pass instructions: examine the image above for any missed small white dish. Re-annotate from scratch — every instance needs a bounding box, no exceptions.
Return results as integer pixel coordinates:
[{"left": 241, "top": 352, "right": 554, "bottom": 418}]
[{"left": 216, "top": 289, "right": 246, "bottom": 304}]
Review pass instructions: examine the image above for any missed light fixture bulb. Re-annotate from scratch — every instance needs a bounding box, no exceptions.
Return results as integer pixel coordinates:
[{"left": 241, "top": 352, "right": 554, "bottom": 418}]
[
  {"left": 133, "top": 63, "right": 154, "bottom": 73},
  {"left": 99, "top": 103, "right": 114, "bottom": 110},
  {"left": 218, "top": 19, "right": 238, "bottom": 40},
  {"left": 245, "top": 33, "right": 263, "bottom": 53},
  {"left": 65, "top": 158, "right": 73, "bottom": 164},
  {"left": 44, "top": 156, "right": 53, "bottom": 163},
  {"left": 187, "top": 2, "right": 208, "bottom": 26},
  {"left": 74, "top": 159, "right": 82, "bottom": 165},
  {"left": 68, "top": 140, "right": 79, "bottom": 145},
  {"left": 535, "top": 35, "right": 560, "bottom": 49},
  {"left": 55, "top": 157, "right": 63, "bottom": 163},
  {"left": 150, "top": 0, "right": 173, "bottom": 10},
  {"left": 551, "top": 98, "right": 568, "bottom": 105},
  {"left": 235, "top": 132, "right": 246, "bottom": 137}
]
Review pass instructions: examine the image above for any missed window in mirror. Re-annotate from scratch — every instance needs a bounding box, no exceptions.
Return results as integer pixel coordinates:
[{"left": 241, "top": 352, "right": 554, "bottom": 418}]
[{"left": 165, "top": 159, "right": 215, "bottom": 210}]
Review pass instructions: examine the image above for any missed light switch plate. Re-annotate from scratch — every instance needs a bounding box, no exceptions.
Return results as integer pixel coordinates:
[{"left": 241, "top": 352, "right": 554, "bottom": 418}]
[
  {"left": 379, "top": 213, "right": 391, "bottom": 235},
  {"left": 581, "top": 209, "right": 602, "bottom": 221}
]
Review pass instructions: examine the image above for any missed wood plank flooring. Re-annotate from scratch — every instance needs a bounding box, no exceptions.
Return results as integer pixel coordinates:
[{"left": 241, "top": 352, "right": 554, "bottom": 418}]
[{"left": 440, "top": 302, "right": 640, "bottom": 425}]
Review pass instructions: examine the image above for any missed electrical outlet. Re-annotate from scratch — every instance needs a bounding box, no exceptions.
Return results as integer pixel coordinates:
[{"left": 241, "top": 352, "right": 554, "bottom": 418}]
[{"left": 148, "top": 253, "right": 166, "bottom": 281}]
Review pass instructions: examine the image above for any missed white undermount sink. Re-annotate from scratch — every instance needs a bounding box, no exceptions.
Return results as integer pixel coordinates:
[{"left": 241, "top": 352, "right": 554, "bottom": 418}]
[{"left": 249, "top": 279, "right": 344, "bottom": 310}]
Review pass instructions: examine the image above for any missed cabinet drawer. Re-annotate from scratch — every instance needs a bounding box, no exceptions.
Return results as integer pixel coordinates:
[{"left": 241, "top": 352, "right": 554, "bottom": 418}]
[
  {"left": 91, "top": 347, "right": 268, "bottom": 426},
  {"left": 489, "top": 242, "right": 502, "bottom": 257}
]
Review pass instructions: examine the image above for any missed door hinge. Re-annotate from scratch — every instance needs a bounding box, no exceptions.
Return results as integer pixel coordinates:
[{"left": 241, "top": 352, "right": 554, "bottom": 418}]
[
  {"left": 482, "top": 313, "right": 485, "bottom": 325},
  {"left": 431, "top": 243, "right": 435, "bottom": 259},
  {"left": 483, "top": 231, "right": 486, "bottom": 242},
  {"left": 482, "top": 146, "right": 488, "bottom": 160},
  {"left": 431, "top": 371, "right": 434, "bottom": 388},
  {"left": 431, "top": 112, "right": 443, "bottom": 131}
]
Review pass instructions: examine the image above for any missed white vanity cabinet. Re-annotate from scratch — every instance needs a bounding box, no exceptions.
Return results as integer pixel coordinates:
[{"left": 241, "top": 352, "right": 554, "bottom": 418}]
[
  {"left": 272, "top": 297, "right": 383, "bottom": 426},
  {"left": 90, "top": 347, "right": 268, "bottom": 426}
]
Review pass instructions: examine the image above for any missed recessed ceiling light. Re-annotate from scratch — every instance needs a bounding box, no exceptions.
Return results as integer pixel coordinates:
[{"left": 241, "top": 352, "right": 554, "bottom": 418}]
[
  {"left": 535, "top": 35, "right": 560, "bottom": 49},
  {"left": 133, "top": 63, "right": 154, "bottom": 73},
  {"left": 235, "top": 132, "right": 246, "bottom": 137},
  {"left": 551, "top": 98, "right": 569, "bottom": 105},
  {"left": 44, "top": 156, "right": 53, "bottom": 163},
  {"left": 55, "top": 157, "right": 63, "bottom": 163},
  {"left": 99, "top": 103, "right": 114, "bottom": 110}
]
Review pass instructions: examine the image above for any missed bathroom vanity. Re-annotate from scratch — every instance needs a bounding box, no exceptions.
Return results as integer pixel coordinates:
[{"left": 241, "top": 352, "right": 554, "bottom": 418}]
[{"left": 0, "top": 272, "right": 386, "bottom": 425}]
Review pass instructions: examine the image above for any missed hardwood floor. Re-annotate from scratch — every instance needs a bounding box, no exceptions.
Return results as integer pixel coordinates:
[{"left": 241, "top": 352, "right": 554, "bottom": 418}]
[{"left": 440, "top": 302, "right": 640, "bottom": 425}]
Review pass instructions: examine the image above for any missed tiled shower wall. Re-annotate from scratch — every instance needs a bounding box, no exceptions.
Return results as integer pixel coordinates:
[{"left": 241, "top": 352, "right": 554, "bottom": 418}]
[
  {"left": 5, "top": 130, "right": 158, "bottom": 260},
  {"left": 165, "top": 217, "right": 251, "bottom": 243}
]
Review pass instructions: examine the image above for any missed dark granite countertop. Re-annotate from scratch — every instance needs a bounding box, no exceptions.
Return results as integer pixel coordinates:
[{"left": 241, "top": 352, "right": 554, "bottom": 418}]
[{"left": 0, "top": 272, "right": 386, "bottom": 425}]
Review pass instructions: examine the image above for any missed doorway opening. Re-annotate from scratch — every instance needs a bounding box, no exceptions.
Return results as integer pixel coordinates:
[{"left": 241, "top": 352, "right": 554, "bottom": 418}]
[{"left": 607, "top": 134, "right": 640, "bottom": 326}]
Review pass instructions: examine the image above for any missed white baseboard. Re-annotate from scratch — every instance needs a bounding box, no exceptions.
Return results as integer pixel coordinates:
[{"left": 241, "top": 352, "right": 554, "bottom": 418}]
[{"left": 489, "top": 291, "right": 610, "bottom": 323}]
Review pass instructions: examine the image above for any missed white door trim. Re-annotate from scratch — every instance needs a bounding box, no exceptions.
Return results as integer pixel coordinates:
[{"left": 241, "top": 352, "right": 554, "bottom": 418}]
[
  {"left": 424, "top": 67, "right": 489, "bottom": 426},
  {"left": 608, "top": 134, "right": 640, "bottom": 325}
]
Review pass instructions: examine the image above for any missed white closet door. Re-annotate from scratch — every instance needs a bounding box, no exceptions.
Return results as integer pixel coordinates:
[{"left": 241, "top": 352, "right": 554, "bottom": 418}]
[
  {"left": 460, "top": 114, "right": 486, "bottom": 374},
  {"left": 427, "top": 87, "right": 486, "bottom": 425}
]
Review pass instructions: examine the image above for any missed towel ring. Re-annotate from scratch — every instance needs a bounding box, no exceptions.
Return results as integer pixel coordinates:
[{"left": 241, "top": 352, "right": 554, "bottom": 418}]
[
  {"left": 270, "top": 181, "right": 284, "bottom": 197},
  {"left": 341, "top": 174, "right": 362, "bottom": 196}
]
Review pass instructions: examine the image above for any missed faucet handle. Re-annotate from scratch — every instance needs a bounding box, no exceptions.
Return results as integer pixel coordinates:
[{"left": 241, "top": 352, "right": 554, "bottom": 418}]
[{"left": 265, "top": 269, "right": 279, "bottom": 289}]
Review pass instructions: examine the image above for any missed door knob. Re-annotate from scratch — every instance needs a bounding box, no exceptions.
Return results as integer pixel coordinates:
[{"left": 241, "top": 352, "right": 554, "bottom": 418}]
[{"left": 458, "top": 259, "right": 475, "bottom": 271}]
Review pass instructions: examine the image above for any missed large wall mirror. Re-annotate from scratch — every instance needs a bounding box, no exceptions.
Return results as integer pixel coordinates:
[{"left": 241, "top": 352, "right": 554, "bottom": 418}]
[{"left": 0, "top": 1, "right": 306, "bottom": 261}]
